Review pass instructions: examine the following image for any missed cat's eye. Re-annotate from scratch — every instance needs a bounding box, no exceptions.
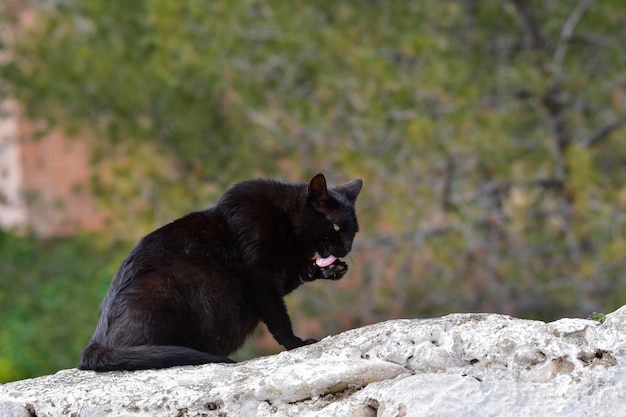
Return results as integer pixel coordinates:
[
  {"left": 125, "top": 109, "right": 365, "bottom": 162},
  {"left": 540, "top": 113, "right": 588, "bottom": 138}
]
[{"left": 333, "top": 223, "right": 341, "bottom": 232}]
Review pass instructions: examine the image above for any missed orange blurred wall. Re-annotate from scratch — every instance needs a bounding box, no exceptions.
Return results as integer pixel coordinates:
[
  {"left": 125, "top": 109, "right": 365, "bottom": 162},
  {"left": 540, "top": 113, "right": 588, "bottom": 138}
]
[{"left": 0, "top": 99, "right": 105, "bottom": 237}]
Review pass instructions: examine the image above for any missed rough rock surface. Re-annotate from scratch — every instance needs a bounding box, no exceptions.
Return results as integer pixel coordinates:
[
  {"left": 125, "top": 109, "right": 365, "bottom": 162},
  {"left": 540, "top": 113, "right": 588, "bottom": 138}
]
[{"left": 2, "top": 306, "right": 625, "bottom": 417}]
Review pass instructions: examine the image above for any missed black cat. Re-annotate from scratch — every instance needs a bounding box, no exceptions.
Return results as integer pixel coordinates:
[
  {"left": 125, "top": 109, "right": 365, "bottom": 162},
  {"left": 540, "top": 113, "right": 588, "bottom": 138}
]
[{"left": 78, "top": 173, "right": 362, "bottom": 371}]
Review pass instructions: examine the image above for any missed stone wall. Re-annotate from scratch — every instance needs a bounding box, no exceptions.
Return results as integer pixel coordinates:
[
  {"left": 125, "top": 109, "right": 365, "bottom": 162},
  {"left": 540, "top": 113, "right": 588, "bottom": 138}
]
[{"left": 1, "top": 306, "right": 624, "bottom": 416}]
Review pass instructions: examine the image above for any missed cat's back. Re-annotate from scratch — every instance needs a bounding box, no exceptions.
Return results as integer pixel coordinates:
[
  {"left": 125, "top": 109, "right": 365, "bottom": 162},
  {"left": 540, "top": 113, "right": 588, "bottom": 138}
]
[
  {"left": 115, "top": 178, "right": 302, "bottom": 286},
  {"left": 142, "top": 208, "right": 227, "bottom": 249},
  {"left": 110, "top": 208, "right": 235, "bottom": 286},
  {"left": 218, "top": 178, "right": 302, "bottom": 209}
]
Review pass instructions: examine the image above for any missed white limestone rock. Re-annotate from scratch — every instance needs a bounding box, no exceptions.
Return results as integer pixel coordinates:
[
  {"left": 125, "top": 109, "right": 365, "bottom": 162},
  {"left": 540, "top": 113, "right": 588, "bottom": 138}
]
[{"left": 1, "top": 305, "right": 625, "bottom": 416}]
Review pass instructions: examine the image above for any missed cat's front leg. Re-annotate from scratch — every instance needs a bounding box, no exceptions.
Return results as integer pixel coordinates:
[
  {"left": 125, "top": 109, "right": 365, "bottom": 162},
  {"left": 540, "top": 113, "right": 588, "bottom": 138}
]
[{"left": 252, "top": 284, "right": 318, "bottom": 350}]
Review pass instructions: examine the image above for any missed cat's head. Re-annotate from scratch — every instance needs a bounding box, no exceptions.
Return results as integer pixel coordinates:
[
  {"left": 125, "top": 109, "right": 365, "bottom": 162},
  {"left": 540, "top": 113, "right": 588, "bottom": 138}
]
[{"left": 306, "top": 173, "right": 363, "bottom": 260}]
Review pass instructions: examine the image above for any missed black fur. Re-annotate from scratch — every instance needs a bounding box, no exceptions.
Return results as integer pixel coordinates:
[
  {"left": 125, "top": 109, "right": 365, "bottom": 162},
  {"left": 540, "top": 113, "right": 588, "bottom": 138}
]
[{"left": 78, "top": 173, "right": 362, "bottom": 371}]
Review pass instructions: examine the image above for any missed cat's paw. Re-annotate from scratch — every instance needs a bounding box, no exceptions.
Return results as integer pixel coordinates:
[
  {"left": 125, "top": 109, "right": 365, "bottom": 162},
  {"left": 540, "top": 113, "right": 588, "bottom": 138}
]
[
  {"left": 317, "top": 259, "right": 348, "bottom": 280},
  {"left": 306, "top": 259, "right": 348, "bottom": 281},
  {"left": 284, "top": 336, "right": 319, "bottom": 350}
]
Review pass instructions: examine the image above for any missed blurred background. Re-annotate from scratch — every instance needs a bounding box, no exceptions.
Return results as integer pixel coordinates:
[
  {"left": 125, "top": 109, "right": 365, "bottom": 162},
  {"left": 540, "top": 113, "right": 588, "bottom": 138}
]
[{"left": 0, "top": 0, "right": 624, "bottom": 383}]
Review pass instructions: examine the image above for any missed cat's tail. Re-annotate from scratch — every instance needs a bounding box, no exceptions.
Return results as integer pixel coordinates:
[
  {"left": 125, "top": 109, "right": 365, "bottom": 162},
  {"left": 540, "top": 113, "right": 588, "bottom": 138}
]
[{"left": 78, "top": 344, "right": 233, "bottom": 372}]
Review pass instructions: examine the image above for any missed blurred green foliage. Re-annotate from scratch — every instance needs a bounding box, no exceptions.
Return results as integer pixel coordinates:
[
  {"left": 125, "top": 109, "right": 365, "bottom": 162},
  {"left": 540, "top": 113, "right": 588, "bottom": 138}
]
[
  {"left": 0, "top": 232, "right": 127, "bottom": 382},
  {"left": 1, "top": 0, "right": 625, "bottom": 382}
]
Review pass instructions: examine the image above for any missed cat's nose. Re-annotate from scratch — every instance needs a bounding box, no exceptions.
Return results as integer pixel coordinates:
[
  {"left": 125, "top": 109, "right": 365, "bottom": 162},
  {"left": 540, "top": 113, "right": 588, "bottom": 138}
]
[{"left": 342, "top": 240, "right": 352, "bottom": 253}]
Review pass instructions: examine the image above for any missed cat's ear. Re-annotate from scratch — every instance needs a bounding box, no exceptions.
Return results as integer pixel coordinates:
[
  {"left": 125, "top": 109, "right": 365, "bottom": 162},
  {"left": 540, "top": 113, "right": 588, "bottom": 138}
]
[
  {"left": 307, "top": 173, "right": 329, "bottom": 203},
  {"left": 336, "top": 179, "right": 363, "bottom": 204}
]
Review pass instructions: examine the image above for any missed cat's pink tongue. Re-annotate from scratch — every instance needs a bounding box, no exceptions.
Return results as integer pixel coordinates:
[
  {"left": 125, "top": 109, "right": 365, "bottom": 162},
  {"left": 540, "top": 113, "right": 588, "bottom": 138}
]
[{"left": 315, "top": 255, "right": 337, "bottom": 268}]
